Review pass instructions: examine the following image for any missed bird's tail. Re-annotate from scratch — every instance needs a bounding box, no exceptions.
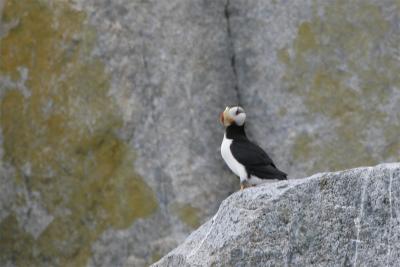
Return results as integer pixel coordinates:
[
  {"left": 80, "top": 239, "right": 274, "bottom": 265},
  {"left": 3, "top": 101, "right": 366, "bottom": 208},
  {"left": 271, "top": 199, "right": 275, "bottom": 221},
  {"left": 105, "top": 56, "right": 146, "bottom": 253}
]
[
  {"left": 268, "top": 165, "right": 287, "bottom": 180},
  {"left": 275, "top": 168, "right": 288, "bottom": 180},
  {"left": 249, "top": 165, "right": 288, "bottom": 180}
]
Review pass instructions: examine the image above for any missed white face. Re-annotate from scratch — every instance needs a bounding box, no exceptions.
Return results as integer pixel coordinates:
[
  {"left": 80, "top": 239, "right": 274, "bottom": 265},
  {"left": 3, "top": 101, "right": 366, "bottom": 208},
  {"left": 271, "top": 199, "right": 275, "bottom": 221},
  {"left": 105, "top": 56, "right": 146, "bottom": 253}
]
[{"left": 220, "top": 106, "right": 246, "bottom": 127}]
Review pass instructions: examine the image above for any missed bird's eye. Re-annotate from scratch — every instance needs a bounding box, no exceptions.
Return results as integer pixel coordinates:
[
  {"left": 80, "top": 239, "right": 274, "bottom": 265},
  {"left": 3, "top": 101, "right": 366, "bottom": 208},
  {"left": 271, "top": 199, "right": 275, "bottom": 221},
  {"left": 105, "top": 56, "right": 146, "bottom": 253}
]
[{"left": 235, "top": 107, "right": 241, "bottom": 115}]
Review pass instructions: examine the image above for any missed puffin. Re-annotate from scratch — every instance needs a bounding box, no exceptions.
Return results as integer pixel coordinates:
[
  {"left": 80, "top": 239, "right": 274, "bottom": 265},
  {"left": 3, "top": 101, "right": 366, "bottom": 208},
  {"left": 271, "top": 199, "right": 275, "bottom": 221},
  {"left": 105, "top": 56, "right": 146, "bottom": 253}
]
[{"left": 219, "top": 106, "right": 287, "bottom": 190}]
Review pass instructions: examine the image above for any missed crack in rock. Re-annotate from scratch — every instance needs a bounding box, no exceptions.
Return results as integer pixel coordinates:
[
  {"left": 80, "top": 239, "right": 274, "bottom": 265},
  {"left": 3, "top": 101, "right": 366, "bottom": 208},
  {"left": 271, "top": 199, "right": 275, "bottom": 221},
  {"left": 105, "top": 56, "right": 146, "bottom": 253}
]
[
  {"left": 353, "top": 170, "right": 368, "bottom": 267},
  {"left": 224, "top": 0, "right": 241, "bottom": 106},
  {"left": 386, "top": 168, "right": 394, "bottom": 266}
]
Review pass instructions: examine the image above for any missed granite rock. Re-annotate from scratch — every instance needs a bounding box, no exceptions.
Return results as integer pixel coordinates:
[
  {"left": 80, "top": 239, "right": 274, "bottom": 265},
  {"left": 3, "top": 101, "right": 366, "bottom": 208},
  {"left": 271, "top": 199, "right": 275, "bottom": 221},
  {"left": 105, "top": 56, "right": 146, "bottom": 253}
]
[
  {"left": 0, "top": 0, "right": 399, "bottom": 266},
  {"left": 154, "top": 163, "right": 400, "bottom": 267}
]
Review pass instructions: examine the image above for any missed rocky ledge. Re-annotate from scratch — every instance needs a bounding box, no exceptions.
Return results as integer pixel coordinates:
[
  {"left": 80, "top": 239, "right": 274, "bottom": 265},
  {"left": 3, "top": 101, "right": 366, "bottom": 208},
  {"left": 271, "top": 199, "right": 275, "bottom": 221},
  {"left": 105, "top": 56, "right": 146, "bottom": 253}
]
[{"left": 153, "top": 163, "right": 400, "bottom": 267}]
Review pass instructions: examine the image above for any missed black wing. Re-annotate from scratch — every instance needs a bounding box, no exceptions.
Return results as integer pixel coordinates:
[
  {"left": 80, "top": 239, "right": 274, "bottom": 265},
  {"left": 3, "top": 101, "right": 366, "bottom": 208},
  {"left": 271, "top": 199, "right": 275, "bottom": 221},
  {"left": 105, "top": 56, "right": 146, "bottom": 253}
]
[{"left": 231, "top": 138, "right": 287, "bottom": 180}]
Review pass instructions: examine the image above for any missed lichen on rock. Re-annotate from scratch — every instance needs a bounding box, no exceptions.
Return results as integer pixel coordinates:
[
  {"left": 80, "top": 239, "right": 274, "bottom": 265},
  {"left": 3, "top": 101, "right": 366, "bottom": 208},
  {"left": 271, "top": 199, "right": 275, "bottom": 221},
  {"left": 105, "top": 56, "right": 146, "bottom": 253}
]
[
  {"left": 0, "top": 0, "right": 157, "bottom": 266},
  {"left": 280, "top": 1, "right": 400, "bottom": 173},
  {"left": 172, "top": 202, "right": 202, "bottom": 229}
]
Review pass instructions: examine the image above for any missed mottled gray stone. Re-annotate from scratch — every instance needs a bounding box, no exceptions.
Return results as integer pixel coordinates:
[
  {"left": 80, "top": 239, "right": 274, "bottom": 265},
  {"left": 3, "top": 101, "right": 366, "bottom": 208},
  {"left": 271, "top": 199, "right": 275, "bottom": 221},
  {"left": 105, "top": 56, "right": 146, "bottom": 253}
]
[
  {"left": 0, "top": 0, "right": 18, "bottom": 38},
  {"left": 14, "top": 194, "right": 54, "bottom": 240},
  {"left": 1, "top": 0, "right": 399, "bottom": 266},
  {"left": 0, "top": 164, "right": 15, "bottom": 222},
  {"left": 227, "top": 0, "right": 400, "bottom": 177},
  {"left": 153, "top": 163, "right": 400, "bottom": 267},
  {"left": 77, "top": 0, "right": 399, "bottom": 264},
  {"left": 73, "top": 0, "right": 239, "bottom": 265}
]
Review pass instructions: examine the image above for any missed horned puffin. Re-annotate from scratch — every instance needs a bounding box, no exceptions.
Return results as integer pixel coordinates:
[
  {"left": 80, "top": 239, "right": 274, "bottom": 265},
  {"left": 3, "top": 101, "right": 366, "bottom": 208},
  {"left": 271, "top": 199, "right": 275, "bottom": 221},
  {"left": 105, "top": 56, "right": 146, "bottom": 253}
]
[{"left": 219, "top": 106, "right": 287, "bottom": 190}]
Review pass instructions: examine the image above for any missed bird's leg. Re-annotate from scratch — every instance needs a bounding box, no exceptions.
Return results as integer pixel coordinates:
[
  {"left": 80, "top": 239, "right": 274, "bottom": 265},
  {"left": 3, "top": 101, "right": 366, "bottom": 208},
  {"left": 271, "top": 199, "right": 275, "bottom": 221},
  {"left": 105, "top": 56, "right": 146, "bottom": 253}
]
[{"left": 240, "top": 180, "right": 250, "bottom": 191}]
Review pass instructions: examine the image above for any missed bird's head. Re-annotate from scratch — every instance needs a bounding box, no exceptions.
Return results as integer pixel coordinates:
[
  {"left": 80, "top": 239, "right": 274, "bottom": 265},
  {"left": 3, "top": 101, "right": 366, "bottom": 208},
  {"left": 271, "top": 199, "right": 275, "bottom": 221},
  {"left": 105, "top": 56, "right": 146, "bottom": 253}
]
[{"left": 219, "top": 106, "right": 246, "bottom": 127}]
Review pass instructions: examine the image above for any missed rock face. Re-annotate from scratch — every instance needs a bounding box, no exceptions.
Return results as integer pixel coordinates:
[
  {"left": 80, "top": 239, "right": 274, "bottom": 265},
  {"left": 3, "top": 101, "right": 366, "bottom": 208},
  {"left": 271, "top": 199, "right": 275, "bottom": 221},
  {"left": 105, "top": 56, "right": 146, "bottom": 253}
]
[
  {"left": 227, "top": 0, "right": 400, "bottom": 177},
  {"left": 153, "top": 163, "right": 400, "bottom": 267},
  {"left": 0, "top": 0, "right": 399, "bottom": 266},
  {"left": 0, "top": 1, "right": 236, "bottom": 266}
]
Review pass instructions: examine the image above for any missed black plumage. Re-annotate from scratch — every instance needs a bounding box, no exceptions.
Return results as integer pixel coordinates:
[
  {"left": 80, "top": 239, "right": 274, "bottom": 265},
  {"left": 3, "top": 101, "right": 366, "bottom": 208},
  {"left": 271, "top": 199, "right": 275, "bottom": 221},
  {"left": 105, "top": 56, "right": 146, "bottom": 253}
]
[{"left": 226, "top": 124, "right": 287, "bottom": 180}]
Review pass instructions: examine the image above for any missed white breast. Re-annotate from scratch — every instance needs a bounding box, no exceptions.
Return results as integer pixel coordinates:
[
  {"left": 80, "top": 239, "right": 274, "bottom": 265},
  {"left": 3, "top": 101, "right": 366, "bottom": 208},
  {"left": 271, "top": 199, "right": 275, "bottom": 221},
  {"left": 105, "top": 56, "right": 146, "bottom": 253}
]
[{"left": 221, "top": 134, "right": 247, "bottom": 181}]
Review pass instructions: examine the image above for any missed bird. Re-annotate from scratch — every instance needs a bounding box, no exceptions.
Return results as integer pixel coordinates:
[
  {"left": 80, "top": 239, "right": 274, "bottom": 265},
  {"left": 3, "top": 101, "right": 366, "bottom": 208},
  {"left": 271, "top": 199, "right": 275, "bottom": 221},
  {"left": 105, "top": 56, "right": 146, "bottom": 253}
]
[{"left": 219, "top": 106, "right": 287, "bottom": 190}]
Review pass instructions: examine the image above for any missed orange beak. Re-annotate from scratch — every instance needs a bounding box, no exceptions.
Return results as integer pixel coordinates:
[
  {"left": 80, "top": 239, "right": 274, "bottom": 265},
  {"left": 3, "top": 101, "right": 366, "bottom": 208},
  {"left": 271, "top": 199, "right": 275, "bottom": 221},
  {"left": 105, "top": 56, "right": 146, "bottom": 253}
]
[{"left": 219, "top": 111, "right": 224, "bottom": 125}]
